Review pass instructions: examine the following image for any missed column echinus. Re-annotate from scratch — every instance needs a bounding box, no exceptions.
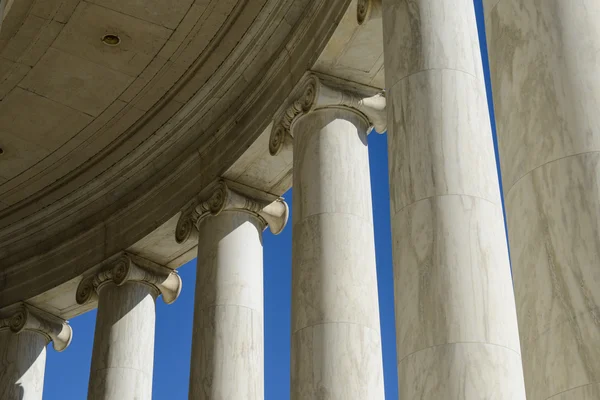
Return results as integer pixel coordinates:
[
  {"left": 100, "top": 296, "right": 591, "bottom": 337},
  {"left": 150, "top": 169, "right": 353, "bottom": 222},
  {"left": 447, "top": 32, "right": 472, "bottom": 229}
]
[
  {"left": 374, "top": 0, "right": 527, "bottom": 398},
  {"left": 76, "top": 253, "right": 182, "bottom": 400},
  {"left": 0, "top": 304, "right": 72, "bottom": 400},
  {"left": 176, "top": 180, "right": 288, "bottom": 399},
  {"left": 485, "top": 1, "right": 600, "bottom": 399},
  {"left": 269, "top": 73, "right": 387, "bottom": 399}
]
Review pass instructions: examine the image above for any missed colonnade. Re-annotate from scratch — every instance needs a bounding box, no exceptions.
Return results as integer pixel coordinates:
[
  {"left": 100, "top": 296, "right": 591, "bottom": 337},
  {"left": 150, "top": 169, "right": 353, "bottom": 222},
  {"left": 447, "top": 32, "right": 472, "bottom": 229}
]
[{"left": 1, "top": 1, "right": 599, "bottom": 399}]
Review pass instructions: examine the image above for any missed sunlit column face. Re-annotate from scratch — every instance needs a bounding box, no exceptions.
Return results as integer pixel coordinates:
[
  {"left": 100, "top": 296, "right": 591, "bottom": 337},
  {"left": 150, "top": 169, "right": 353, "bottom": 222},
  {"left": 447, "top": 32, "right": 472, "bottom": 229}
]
[{"left": 0, "top": 330, "right": 47, "bottom": 400}]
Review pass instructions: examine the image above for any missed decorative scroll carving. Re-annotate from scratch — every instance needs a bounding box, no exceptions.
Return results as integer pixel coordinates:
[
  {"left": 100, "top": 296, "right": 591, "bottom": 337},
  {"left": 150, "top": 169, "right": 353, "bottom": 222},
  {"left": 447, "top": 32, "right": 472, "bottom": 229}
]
[
  {"left": 357, "top": 0, "right": 382, "bottom": 25},
  {"left": 0, "top": 304, "right": 72, "bottom": 352},
  {"left": 175, "top": 180, "right": 289, "bottom": 244},
  {"left": 175, "top": 200, "right": 201, "bottom": 245},
  {"left": 76, "top": 253, "right": 182, "bottom": 306},
  {"left": 269, "top": 73, "right": 387, "bottom": 156}
]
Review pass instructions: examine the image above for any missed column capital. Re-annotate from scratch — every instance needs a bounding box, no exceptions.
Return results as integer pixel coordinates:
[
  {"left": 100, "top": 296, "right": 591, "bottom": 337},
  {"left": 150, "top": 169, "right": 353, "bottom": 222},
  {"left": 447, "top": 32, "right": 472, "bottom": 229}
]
[
  {"left": 269, "top": 73, "right": 386, "bottom": 156},
  {"left": 76, "top": 253, "right": 182, "bottom": 305},
  {"left": 0, "top": 303, "right": 72, "bottom": 352},
  {"left": 175, "top": 180, "right": 289, "bottom": 244},
  {"left": 357, "top": 0, "right": 381, "bottom": 25}
]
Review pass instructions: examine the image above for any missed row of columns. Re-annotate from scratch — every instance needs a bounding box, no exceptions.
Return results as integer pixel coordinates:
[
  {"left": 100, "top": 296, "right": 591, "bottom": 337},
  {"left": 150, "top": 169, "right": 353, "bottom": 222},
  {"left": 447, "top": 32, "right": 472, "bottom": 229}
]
[{"left": 1, "top": 1, "right": 597, "bottom": 399}]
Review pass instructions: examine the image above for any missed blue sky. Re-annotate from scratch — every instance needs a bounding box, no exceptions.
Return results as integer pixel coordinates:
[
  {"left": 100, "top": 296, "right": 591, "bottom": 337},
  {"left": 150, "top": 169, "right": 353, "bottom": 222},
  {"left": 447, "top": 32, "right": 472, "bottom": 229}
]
[{"left": 42, "top": 1, "right": 494, "bottom": 398}]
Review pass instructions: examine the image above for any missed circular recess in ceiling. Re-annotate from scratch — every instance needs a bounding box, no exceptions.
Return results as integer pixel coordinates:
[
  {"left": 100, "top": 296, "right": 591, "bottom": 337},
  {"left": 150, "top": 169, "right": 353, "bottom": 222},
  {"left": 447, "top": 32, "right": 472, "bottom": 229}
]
[
  {"left": 101, "top": 34, "right": 121, "bottom": 46},
  {"left": 0, "top": 148, "right": 4, "bottom": 155}
]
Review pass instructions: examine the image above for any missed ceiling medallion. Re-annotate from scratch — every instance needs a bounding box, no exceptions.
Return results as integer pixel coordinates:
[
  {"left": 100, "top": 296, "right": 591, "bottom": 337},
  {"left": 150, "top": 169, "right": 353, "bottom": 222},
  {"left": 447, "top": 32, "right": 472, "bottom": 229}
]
[{"left": 101, "top": 34, "right": 121, "bottom": 46}]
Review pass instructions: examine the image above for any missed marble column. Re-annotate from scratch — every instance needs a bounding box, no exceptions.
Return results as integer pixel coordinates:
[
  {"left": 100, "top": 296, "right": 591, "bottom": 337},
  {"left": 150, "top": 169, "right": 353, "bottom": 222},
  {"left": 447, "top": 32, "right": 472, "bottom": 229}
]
[
  {"left": 178, "top": 180, "right": 288, "bottom": 399},
  {"left": 270, "top": 74, "right": 387, "bottom": 399},
  {"left": 484, "top": 1, "right": 600, "bottom": 398},
  {"left": 76, "top": 253, "right": 181, "bottom": 400},
  {"left": 379, "top": 0, "right": 526, "bottom": 398},
  {"left": 0, "top": 303, "right": 72, "bottom": 400}
]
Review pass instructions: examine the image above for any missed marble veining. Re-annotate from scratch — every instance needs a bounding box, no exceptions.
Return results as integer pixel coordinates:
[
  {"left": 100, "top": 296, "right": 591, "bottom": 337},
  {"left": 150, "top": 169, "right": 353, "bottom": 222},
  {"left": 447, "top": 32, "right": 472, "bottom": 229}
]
[
  {"left": 292, "top": 108, "right": 373, "bottom": 226},
  {"left": 291, "top": 212, "right": 381, "bottom": 333},
  {"left": 290, "top": 104, "right": 385, "bottom": 399},
  {"left": 189, "top": 306, "right": 263, "bottom": 400},
  {"left": 190, "top": 209, "right": 266, "bottom": 400},
  {"left": 382, "top": 0, "right": 484, "bottom": 88},
  {"left": 506, "top": 152, "right": 600, "bottom": 399},
  {"left": 291, "top": 323, "right": 385, "bottom": 400},
  {"left": 382, "top": 0, "right": 526, "bottom": 397},
  {"left": 88, "top": 282, "right": 156, "bottom": 400},
  {"left": 486, "top": 0, "right": 600, "bottom": 192},
  {"left": 0, "top": 330, "right": 47, "bottom": 400},
  {"left": 392, "top": 195, "right": 521, "bottom": 361},
  {"left": 398, "top": 342, "right": 526, "bottom": 399},
  {"left": 386, "top": 68, "right": 501, "bottom": 214}
]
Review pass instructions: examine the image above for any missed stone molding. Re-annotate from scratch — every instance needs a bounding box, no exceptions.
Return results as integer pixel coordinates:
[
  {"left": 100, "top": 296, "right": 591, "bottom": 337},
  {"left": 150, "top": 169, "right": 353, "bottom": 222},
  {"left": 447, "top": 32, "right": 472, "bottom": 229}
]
[
  {"left": 175, "top": 180, "right": 289, "bottom": 244},
  {"left": 269, "top": 73, "right": 386, "bottom": 156},
  {"left": 357, "top": 0, "right": 382, "bottom": 25},
  {"left": 76, "top": 253, "right": 182, "bottom": 306},
  {"left": 0, "top": 303, "right": 72, "bottom": 352}
]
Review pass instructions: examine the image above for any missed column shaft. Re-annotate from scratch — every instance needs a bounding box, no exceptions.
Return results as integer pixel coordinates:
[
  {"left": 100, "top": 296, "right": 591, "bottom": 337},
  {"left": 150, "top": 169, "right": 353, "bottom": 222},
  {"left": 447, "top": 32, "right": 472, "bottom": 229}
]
[
  {"left": 189, "top": 212, "right": 264, "bottom": 399},
  {"left": 0, "top": 330, "right": 47, "bottom": 400},
  {"left": 88, "top": 282, "right": 157, "bottom": 400},
  {"left": 485, "top": 1, "right": 600, "bottom": 398},
  {"left": 290, "top": 107, "right": 385, "bottom": 399},
  {"left": 382, "top": 0, "right": 526, "bottom": 398}
]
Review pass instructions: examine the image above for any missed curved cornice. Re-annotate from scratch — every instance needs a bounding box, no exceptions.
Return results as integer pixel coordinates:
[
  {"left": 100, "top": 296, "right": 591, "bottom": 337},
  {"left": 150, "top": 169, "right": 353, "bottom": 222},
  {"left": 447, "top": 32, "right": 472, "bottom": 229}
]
[{"left": 0, "top": 0, "right": 352, "bottom": 307}]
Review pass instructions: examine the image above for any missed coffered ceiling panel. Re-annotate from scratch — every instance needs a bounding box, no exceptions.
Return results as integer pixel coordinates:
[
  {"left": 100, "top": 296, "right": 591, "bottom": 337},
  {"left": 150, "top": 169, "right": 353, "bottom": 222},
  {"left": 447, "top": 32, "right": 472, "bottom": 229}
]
[
  {"left": 0, "top": 87, "right": 92, "bottom": 151},
  {"left": 54, "top": 2, "right": 172, "bottom": 77},
  {"left": 0, "top": 133, "right": 49, "bottom": 181},
  {"left": 88, "top": 0, "right": 195, "bottom": 30},
  {"left": 19, "top": 47, "right": 133, "bottom": 116}
]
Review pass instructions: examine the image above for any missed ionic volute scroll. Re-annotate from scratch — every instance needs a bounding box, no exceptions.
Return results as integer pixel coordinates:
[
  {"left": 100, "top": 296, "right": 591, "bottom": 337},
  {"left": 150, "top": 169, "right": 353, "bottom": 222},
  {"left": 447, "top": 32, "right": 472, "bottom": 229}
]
[
  {"left": 269, "top": 73, "right": 386, "bottom": 156},
  {"left": 357, "top": 0, "right": 382, "bottom": 25},
  {"left": 76, "top": 253, "right": 182, "bottom": 306},
  {"left": 175, "top": 180, "right": 289, "bottom": 242},
  {"left": 0, "top": 303, "right": 72, "bottom": 352}
]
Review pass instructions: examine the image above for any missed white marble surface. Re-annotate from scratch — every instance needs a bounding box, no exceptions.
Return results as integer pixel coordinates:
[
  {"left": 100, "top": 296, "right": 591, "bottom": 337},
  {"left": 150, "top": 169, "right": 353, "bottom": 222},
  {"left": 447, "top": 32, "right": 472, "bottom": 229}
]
[
  {"left": 386, "top": 68, "right": 500, "bottom": 213},
  {"left": 88, "top": 282, "right": 156, "bottom": 400},
  {"left": 382, "top": 0, "right": 484, "bottom": 88},
  {"left": 290, "top": 107, "right": 384, "bottom": 399},
  {"left": 506, "top": 153, "right": 600, "bottom": 400},
  {"left": 485, "top": 2, "right": 600, "bottom": 398},
  {"left": 190, "top": 212, "right": 264, "bottom": 400},
  {"left": 189, "top": 305, "right": 263, "bottom": 399},
  {"left": 291, "top": 323, "right": 384, "bottom": 399},
  {"left": 392, "top": 196, "right": 521, "bottom": 361},
  {"left": 382, "top": 0, "right": 526, "bottom": 398},
  {"left": 399, "top": 342, "right": 525, "bottom": 399},
  {"left": 0, "top": 330, "right": 47, "bottom": 400},
  {"left": 291, "top": 109, "right": 373, "bottom": 225},
  {"left": 485, "top": 0, "right": 600, "bottom": 191}
]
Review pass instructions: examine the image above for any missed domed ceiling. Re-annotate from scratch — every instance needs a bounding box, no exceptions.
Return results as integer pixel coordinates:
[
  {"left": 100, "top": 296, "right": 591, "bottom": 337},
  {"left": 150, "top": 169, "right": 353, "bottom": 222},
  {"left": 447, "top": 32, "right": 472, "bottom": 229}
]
[{"left": 0, "top": 0, "right": 384, "bottom": 312}]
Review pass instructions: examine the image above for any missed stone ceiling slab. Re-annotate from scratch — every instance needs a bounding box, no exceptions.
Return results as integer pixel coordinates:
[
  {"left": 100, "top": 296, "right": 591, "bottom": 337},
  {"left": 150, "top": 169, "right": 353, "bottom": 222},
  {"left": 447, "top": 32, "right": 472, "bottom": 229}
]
[
  {"left": 54, "top": 2, "right": 172, "bottom": 77},
  {"left": 19, "top": 47, "right": 133, "bottom": 116},
  {"left": 88, "top": 0, "right": 195, "bottom": 30},
  {"left": 313, "top": 0, "right": 384, "bottom": 88},
  {"left": 0, "top": 87, "right": 92, "bottom": 152},
  {"left": 0, "top": 132, "right": 49, "bottom": 181}
]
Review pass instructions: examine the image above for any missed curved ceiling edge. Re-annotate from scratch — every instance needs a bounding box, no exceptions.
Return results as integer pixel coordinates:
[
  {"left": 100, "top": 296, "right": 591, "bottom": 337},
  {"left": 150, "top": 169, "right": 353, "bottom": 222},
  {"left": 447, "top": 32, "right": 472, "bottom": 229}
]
[{"left": 0, "top": 0, "right": 352, "bottom": 307}]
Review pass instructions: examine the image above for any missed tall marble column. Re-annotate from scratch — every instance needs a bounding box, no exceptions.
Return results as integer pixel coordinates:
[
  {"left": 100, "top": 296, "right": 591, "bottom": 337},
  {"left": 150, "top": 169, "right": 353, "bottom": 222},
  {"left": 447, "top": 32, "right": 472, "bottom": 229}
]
[
  {"left": 0, "top": 303, "right": 72, "bottom": 400},
  {"left": 76, "top": 253, "right": 181, "bottom": 400},
  {"left": 378, "top": 0, "right": 526, "bottom": 398},
  {"left": 177, "top": 180, "right": 288, "bottom": 399},
  {"left": 270, "top": 74, "right": 387, "bottom": 399},
  {"left": 484, "top": 1, "right": 600, "bottom": 398}
]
